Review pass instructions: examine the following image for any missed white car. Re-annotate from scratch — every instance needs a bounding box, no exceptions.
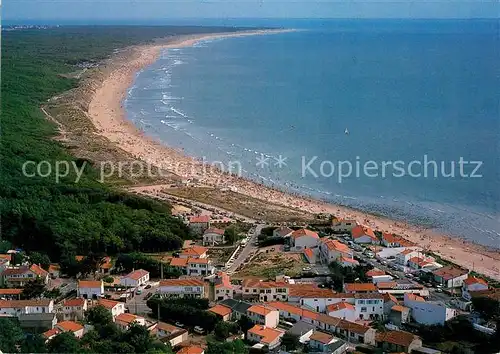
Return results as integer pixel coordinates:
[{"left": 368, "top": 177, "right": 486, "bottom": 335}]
[{"left": 302, "top": 267, "right": 312, "bottom": 271}]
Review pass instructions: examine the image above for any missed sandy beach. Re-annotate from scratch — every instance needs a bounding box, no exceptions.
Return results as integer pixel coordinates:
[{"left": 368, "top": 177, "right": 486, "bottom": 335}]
[{"left": 87, "top": 29, "right": 500, "bottom": 281}]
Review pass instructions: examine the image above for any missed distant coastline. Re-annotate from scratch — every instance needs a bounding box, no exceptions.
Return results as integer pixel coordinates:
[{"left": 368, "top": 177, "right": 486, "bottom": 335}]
[{"left": 86, "top": 29, "right": 500, "bottom": 280}]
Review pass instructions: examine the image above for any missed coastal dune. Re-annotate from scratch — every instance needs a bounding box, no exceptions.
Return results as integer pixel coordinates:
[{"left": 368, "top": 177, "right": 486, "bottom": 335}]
[{"left": 87, "top": 29, "right": 500, "bottom": 280}]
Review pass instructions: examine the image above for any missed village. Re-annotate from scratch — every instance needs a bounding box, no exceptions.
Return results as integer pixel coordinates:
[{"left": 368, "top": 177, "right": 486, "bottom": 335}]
[{"left": 0, "top": 202, "right": 499, "bottom": 354}]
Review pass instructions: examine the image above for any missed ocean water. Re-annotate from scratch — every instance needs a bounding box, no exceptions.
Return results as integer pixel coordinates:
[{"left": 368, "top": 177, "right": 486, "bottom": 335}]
[{"left": 125, "top": 20, "right": 500, "bottom": 248}]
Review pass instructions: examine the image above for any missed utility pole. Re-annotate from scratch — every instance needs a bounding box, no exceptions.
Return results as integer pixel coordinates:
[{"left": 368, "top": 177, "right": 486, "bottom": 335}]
[{"left": 161, "top": 262, "right": 164, "bottom": 279}]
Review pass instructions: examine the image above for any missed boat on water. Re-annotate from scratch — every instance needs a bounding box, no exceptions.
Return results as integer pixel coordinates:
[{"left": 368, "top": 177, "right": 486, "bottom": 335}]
[{"left": 345, "top": 128, "right": 349, "bottom": 135}]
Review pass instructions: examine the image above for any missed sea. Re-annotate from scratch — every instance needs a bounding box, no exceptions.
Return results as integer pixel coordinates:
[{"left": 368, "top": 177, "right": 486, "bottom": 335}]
[{"left": 125, "top": 20, "right": 500, "bottom": 248}]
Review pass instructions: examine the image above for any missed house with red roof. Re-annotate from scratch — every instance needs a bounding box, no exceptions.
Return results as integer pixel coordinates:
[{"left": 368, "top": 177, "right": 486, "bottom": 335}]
[
  {"left": 2, "top": 264, "right": 49, "bottom": 287},
  {"left": 462, "top": 276, "right": 488, "bottom": 301},
  {"left": 340, "top": 256, "right": 359, "bottom": 268},
  {"left": 115, "top": 313, "right": 146, "bottom": 330},
  {"left": 202, "top": 228, "right": 225, "bottom": 246},
  {"left": 242, "top": 279, "right": 290, "bottom": 302},
  {"left": 120, "top": 269, "right": 150, "bottom": 287},
  {"left": 59, "top": 298, "right": 87, "bottom": 321},
  {"left": 247, "top": 325, "right": 285, "bottom": 350},
  {"left": 177, "top": 346, "right": 204, "bottom": 354},
  {"left": 309, "top": 331, "right": 348, "bottom": 353},
  {"left": 290, "top": 229, "right": 319, "bottom": 251},
  {"left": 319, "top": 238, "right": 353, "bottom": 264},
  {"left": 303, "top": 248, "right": 317, "bottom": 264},
  {"left": 433, "top": 266, "right": 469, "bottom": 288},
  {"left": 188, "top": 215, "right": 211, "bottom": 235},
  {"left": 97, "top": 298, "right": 126, "bottom": 318},
  {"left": 247, "top": 304, "right": 280, "bottom": 328},
  {"left": 77, "top": 280, "right": 104, "bottom": 299},
  {"left": 158, "top": 278, "right": 207, "bottom": 298},
  {"left": 0, "top": 288, "right": 22, "bottom": 300},
  {"left": 212, "top": 272, "right": 233, "bottom": 301},
  {"left": 407, "top": 257, "right": 434, "bottom": 271},
  {"left": 352, "top": 226, "right": 379, "bottom": 244},
  {"left": 326, "top": 302, "right": 356, "bottom": 321},
  {"left": 273, "top": 226, "right": 294, "bottom": 238},
  {"left": 179, "top": 245, "right": 208, "bottom": 259},
  {"left": 344, "top": 283, "right": 377, "bottom": 293},
  {"left": 375, "top": 330, "right": 422, "bottom": 353},
  {"left": 208, "top": 304, "right": 233, "bottom": 321}
]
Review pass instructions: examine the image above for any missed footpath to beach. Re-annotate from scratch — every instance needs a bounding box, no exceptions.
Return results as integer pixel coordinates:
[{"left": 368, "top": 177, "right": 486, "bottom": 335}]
[{"left": 84, "top": 29, "right": 500, "bottom": 281}]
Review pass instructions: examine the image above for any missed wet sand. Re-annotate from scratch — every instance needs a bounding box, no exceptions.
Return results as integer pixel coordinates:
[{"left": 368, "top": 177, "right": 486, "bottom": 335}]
[{"left": 87, "top": 29, "right": 500, "bottom": 281}]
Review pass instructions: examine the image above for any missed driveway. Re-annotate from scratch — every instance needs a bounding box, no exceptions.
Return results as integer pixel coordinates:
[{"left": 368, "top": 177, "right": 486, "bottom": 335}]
[{"left": 125, "top": 282, "right": 159, "bottom": 316}]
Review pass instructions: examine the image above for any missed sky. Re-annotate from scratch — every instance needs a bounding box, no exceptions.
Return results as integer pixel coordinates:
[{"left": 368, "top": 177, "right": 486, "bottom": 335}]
[{"left": 3, "top": 0, "right": 499, "bottom": 21}]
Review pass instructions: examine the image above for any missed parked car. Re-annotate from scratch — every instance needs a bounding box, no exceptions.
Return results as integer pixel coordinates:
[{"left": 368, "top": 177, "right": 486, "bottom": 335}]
[
  {"left": 302, "top": 267, "right": 312, "bottom": 271},
  {"left": 175, "top": 322, "right": 185, "bottom": 328},
  {"left": 193, "top": 326, "right": 205, "bottom": 334},
  {"left": 136, "top": 289, "right": 142, "bottom": 295}
]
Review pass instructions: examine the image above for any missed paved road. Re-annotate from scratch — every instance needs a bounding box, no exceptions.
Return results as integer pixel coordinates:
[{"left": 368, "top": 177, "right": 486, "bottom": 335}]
[
  {"left": 126, "top": 283, "right": 160, "bottom": 316},
  {"left": 226, "top": 224, "right": 264, "bottom": 273}
]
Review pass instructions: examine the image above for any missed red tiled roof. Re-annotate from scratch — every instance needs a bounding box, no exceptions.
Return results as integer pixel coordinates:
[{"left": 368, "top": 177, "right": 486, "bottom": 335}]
[
  {"left": 382, "top": 233, "right": 398, "bottom": 243},
  {"left": 304, "top": 248, "right": 314, "bottom": 261},
  {"left": 177, "top": 345, "right": 204, "bottom": 354},
  {"left": 288, "top": 284, "right": 336, "bottom": 298},
  {"left": 341, "top": 256, "right": 359, "bottom": 264},
  {"left": 189, "top": 215, "right": 210, "bottom": 224},
  {"left": 291, "top": 229, "right": 319, "bottom": 239},
  {"left": 376, "top": 282, "right": 398, "bottom": 289},
  {"left": 433, "top": 266, "right": 468, "bottom": 280},
  {"left": 187, "top": 258, "right": 210, "bottom": 264},
  {"left": 170, "top": 258, "right": 188, "bottom": 267},
  {"left": 405, "top": 294, "right": 425, "bottom": 302},
  {"left": 327, "top": 302, "right": 355, "bottom": 312},
  {"left": 248, "top": 325, "right": 284, "bottom": 344},
  {"left": 0, "top": 299, "right": 52, "bottom": 308},
  {"left": 309, "top": 331, "right": 334, "bottom": 344},
  {"left": 125, "top": 269, "right": 149, "bottom": 280},
  {"left": 209, "top": 304, "right": 232, "bottom": 317},
  {"left": 63, "top": 298, "right": 86, "bottom": 307},
  {"left": 352, "top": 225, "right": 376, "bottom": 240},
  {"left": 30, "top": 264, "right": 49, "bottom": 277},
  {"left": 464, "top": 276, "right": 488, "bottom": 286},
  {"left": 204, "top": 228, "right": 224, "bottom": 235},
  {"left": 180, "top": 246, "right": 208, "bottom": 257},
  {"left": 0, "top": 289, "right": 22, "bottom": 295},
  {"left": 322, "top": 239, "right": 351, "bottom": 253},
  {"left": 214, "top": 272, "right": 232, "bottom": 289},
  {"left": 42, "top": 328, "right": 60, "bottom": 339},
  {"left": 159, "top": 278, "right": 204, "bottom": 287},
  {"left": 248, "top": 304, "right": 275, "bottom": 316},
  {"left": 78, "top": 280, "right": 102, "bottom": 288},
  {"left": 366, "top": 268, "right": 386, "bottom": 277},
  {"left": 391, "top": 305, "right": 409, "bottom": 312},
  {"left": 376, "top": 330, "right": 420, "bottom": 347},
  {"left": 242, "top": 279, "right": 289, "bottom": 289},
  {"left": 408, "top": 257, "right": 431, "bottom": 267},
  {"left": 98, "top": 298, "right": 121, "bottom": 309},
  {"left": 0, "top": 254, "right": 12, "bottom": 261},
  {"left": 116, "top": 313, "right": 142, "bottom": 324},
  {"left": 157, "top": 321, "right": 182, "bottom": 333},
  {"left": 344, "top": 283, "right": 377, "bottom": 292},
  {"left": 57, "top": 321, "right": 84, "bottom": 332}
]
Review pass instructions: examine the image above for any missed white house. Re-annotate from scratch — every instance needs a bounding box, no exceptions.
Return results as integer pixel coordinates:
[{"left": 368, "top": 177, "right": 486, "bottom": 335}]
[
  {"left": 433, "top": 266, "right": 469, "bottom": 288},
  {"left": 340, "top": 256, "right": 359, "bottom": 267},
  {"left": 327, "top": 302, "right": 356, "bottom": 321},
  {"left": 213, "top": 272, "right": 233, "bottom": 301},
  {"left": 290, "top": 229, "right": 319, "bottom": 251},
  {"left": 0, "top": 299, "right": 54, "bottom": 316},
  {"left": 115, "top": 313, "right": 146, "bottom": 330},
  {"left": 353, "top": 293, "right": 384, "bottom": 321},
  {"left": 309, "top": 331, "right": 348, "bottom": 354},
  {"left": 155, "top": 322, "right": 188, "bottom": 347},
  {"left": 404, "top": 294, "right": 457, "bottom": 325},
  {"left": 97, "top": 298, "right": 126, "bottom": 318},
  {"left": 59, "top": 298, "right": 87, "bottom": 321},
  {"left": 55, "top": 321, "right": 85, "bottom": 338},
  {"left": 120, "top": 269, "right": 150, "bottom": 287},
  {"left": 318, "top": 238, "right": 353, "bottom": 264},
  {"left": 179, "top": 246, "right": 208, "bottom": 259},
  {"left": 202, "top": 228, "right": 225, "bottom": 246},
  {"left": 242, "top": 279, "right": 289, "bottom": 302},
  {"left": 77, "top": 280, "right": 104, "bottom": 299},
  {"left": 331, "top": 219, "right": 357, "bottom": 233},
  {"left": 462, "top": 276, "right": 489, "bottom": 301},
  {"left": 352, "top": 226, "right": 378, "bottom": 244},
  {"left": 247, "top": 305, "right": 280, "bottom": 328},
  {"left": 157, "top": 278, "right": 206, "bottom": 298},
  {"left": 396, "top": 249, "right": 422, "bottom": 266}
]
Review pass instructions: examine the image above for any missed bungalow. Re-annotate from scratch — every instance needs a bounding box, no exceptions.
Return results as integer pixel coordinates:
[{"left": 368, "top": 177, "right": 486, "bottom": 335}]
[
  {"left": 319, "top": 238, "right": 353, "bottom": 264},
  {"left": 155, "top": 322, "right": 188, "bottom": 347},
  {"left": 246, "top": 304, "right": 280, "bottom": 328},
  {"left": 404, "top": 294, "right": 457, "bottom": 325},
  {"left": 59, "top": 298, "right": 87, "bottom": 321},
  {"left": 381, "top": 233, "right": 400, "bottom": 247},
  {"left": 157, "top": 278, "right": 206, "bottom": 298},
  {"left": 188, "top": 215, "right": 210, "bottom": 235},
  {"left": 462, "top": 276, "right": 489, "bottom": 301},
  {"left": 375, "top": 330, "right": 422, "bottom": 353},
  {"left": 332, "top": 219, "right": 357, "bottom": 233},
  {"left": 273, "top": 226, "right": 294, "bottom": 238},
  {"left": 115, "top": 313, "right": 146, "bottom": 330},
  {"left": 247, "top": 325, "right": 285, "bottom": 350},
  {"left": 407, "top": 257, "right": 435, "bottom": 271},
  {"left": 396, "top": 249, "right": 421, "bottom": 266},
  {"left": 352, "top": 226, "right": 379, "bottom": 244},
  {"left": 202, "top": 228, "right": 225, "bottom": 246},
  {"left": 2, "top": 264, "right": 49, "bottom": 287},
  {"left": 433, "top": 266, "right": 468, "bottom": 288},
  {"left": 0, "top": 299, "right": 54, "bottom": 316},
  {"left": 208, "top": 304, "right": 233, "bottom": 321},
  {"left": 120, "top": 269, "right": 150, "bottom": 287},
  {"left": 97, "top": 298, "right": 125, "bottom": 318},
  {"left": 179, "top": 246, "right": 208, "bottom": 259},
  {"left": 77, "top": 280, "right": 104, "bottom": 299},
  {"left": 290, "top": 229, "right": 319, "bottom": 251},
  {"left": 242, "top": 279, "right": 289, "bottom": 302},
  {"left": 309, "top": 331, "right": 348, "bottom": 354}
]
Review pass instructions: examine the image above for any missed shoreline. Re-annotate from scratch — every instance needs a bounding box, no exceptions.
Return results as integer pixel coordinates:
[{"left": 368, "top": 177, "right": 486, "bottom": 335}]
[{"left": 86, "top": 29, "right": 500, "bottom": 281}]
